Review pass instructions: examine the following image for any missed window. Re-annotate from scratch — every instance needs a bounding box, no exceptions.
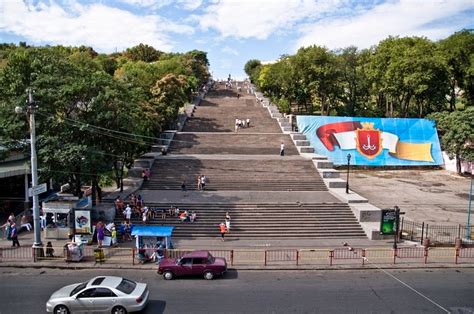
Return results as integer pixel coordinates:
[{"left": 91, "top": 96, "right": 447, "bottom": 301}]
[
  {"left": 94, "top": 288, "right": 116, "bottom": 298},
  {"left": 91, "top": 277, "right": 105, "bottom": 286},
  {"left": 70, "top": 282, "right": 87, "bottom": 297},
  {"left": 78, "top": 288, "right": 96, "bottom": 298},
  {"left": 116, "top": 278, "right": 137, "bottom": 294},
  {"left": 193, "top": 258, "right": 206, "bottom": 265},
  {"left": 180, "top": 258, "right": 192, "bottom": 265}
]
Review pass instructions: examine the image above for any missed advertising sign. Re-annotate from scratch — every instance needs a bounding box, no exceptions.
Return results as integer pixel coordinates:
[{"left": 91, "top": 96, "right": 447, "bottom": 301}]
[
  {"left": 297, "top": 116, "right": 443, "bottom": 166},
  {"left": 380, "top": 209, "right": 397, "bottom": 235},
  {"left": 74, "top": 210, "right": 91, "bottom": 234}
]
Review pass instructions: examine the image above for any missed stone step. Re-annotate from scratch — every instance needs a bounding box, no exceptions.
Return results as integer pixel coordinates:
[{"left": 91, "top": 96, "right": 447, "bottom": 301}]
[
  {"left": 291, "top": 134, "right": 307, "bottom": 140},
  {"left": 316, "top": 161, "right": 335, "bottom": 169},
  {"left": 298, "top": 147, "right": 315, "bottom": 153},
  {"left": 294, "top": 140, "right": 310, "bottom": 146}
]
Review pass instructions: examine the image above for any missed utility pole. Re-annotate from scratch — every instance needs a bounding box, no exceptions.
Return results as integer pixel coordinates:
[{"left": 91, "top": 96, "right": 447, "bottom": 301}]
[
  {"left": 16, "top": 89, "right": 43, "bottom": 249},
  {"left": 467, "top": 174, "right": 473, "bottom": 240}
]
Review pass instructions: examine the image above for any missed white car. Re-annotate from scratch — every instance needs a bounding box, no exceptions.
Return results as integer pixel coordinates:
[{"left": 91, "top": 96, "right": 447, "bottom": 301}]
[{"left": 46, "top": 276, "right": 149, "bottom": 314}]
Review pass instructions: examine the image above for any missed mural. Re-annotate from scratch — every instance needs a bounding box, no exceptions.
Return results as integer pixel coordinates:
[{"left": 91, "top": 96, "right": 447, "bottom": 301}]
[{"left": 297, "top": 116, "right": 443, "bottom": 166}]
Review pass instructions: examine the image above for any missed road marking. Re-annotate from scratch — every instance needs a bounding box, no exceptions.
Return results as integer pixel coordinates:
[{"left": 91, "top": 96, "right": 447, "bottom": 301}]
[{"left": 363, "top": 257, "right": 450, "bottom": 313}]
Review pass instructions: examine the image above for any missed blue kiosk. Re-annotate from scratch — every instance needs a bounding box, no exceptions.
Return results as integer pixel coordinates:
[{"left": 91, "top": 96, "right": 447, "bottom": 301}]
[{"left": 131, "top": 225, "right": 174, "bottom": 250}]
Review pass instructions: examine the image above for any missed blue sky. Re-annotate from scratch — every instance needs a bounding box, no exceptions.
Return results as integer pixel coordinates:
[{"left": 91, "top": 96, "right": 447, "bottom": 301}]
[{"left": 1, "top": 0, "right": 473, "bottom": 80}]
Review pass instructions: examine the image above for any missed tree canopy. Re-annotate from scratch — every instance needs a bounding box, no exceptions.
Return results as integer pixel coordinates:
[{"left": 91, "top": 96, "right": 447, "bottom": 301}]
[{"left": 0, "top": 43, "right": 209, "bottom": 195}]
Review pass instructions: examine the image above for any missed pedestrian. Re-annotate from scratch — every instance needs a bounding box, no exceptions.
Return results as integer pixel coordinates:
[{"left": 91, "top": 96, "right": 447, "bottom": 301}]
[
  {"left": 197, "top": 175, "right": 202, "bottom": 191},
  {"left": 111, "top": 227, "right": 118, "bottom": 247},
  {"left": 161, "top": 208, "right": 167, "bottom": 220},
  {"left": 10, "top": 223, "right": 20, "bottom": 247},
  {"left": 219, "top": 222, "right": 227, "bottom": 241},
  {"left": 200, "top": 175, "right": 207, "bottom": 191},
  {"left": 280, "top": 142, "right": 285, "bottom": 156},
  {"left": 235, "top": 119, "right": 239, "bottom": 132},
  {"left": 142, "top": 169, "right": 148, "bottom": 181},
  {"left": 225, "top": 212, "right": 231, "bottom": 233},
  {"left": 40, "top": 211, "right": 46, "bottom": 230},
  {"left": 124, "top": 204, "right": 132, "bottom": 223},
  {"left": 246, "top": 118, "right": 250, "bottom": 128},
  {"left": 181, "top": 179, "right": 187, "bottom": 192},
  {"left": 8, "top": 213, "right": 15, "bottom": 224},
  {"left": 96, "top": 222, "right": 104, "bottom": 247},
  {"left": 46, "top": 241, "right": 55, "bottom": 257},
  {"left": 20, "top": 215, "right": 32, "bottom": 231}
]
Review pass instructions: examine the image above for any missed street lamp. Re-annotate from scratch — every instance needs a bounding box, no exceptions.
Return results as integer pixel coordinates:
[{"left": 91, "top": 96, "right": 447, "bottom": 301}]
[
  {"left": 467, "top": 174, "right": 473, "bottom": 240},
  {"left": 393, "top": 205, "right": 400, "bottom": 249},
  {"left": 15, "top": 89, "right": 42, "bottom": 249},
  {"left": 345, "top": 153, "right": 351, "bottom": 194}
]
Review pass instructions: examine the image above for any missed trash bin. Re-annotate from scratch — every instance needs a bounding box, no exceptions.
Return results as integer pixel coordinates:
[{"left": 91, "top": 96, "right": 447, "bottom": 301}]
[{"left": 94, "top": 248, "right": 105, "bottom": 263}]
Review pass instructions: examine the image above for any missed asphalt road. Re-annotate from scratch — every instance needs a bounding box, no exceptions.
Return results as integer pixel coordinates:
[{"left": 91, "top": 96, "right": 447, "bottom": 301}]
[{"left": 0, "top": 267, "right": 473, "bottom": 313}]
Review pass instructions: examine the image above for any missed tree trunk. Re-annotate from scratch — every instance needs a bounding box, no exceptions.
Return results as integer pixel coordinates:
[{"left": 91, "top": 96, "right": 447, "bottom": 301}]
[
  {"left": 74, "top": 167, "right": 81, "bottom": 197},
  {"left": 91, "top": 177, "right": 97, "bottom": 206},
  {"left": 456, "top": 153, "right": 462, "bottom": 174}
]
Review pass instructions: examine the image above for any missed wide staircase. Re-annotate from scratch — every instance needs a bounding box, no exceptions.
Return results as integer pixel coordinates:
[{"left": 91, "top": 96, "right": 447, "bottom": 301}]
[
  {"left": 125, "top": 203, "right": 365, "bottom": 238},
  {"left": 131, "top": 83, "right": 366, "bottom": 240}
]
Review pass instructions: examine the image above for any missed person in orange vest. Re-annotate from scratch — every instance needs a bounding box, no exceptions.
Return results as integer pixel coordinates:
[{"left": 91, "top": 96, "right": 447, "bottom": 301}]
[{"left": 219, "top": 222, "right": 227, "bottom": 241}]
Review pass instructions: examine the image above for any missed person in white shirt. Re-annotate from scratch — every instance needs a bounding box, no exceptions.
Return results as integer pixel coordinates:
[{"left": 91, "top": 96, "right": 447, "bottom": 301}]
[
  {"left": 124, "top": 205, "right": 132, "bottom": 223},
  {"left": 280, "top": 143, "right": 285, "bottom": 156}
]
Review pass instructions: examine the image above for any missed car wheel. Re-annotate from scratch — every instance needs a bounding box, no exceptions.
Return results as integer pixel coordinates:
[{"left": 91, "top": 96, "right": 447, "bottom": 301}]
[
  {"left": 111, "top": 305, "right": 127, "bottom": 314},
  {"left": 54, "top": 305, "right": 70, "bottom": 314},
  {"left": 204, "top": 271, "right": 214, "bottom": 280},
  {"left": 163, "top": 271, "right": 174, "bottom": 280}
]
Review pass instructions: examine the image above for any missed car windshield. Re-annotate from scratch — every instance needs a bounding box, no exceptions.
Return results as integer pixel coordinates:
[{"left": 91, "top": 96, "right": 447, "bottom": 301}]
[
  {"left": 70, "top": 282, "right": 87, "bottom": 297},
  {"left": 116, "top": 278, "right": 137, "bottom": 294}
]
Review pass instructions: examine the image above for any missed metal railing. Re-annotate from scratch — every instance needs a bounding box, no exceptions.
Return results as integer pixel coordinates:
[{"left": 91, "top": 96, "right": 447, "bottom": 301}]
[
  {"left": 2, "top": 246, "right": 474, "bottom": 267},
  {"left": 401, "top": 218, "right": 474, "bottom": 245}
]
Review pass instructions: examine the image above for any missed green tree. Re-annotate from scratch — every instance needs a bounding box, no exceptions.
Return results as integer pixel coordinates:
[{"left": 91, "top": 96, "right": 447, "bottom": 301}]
[
  {"left": 369, "top": 36, "right": 449, "bottom": 117},
  {"left": 438, "top": 29, "right": 474, "bottom": 110},
  {"left": 244, "top": 59, "right": 262, "bottom": 83},
  {"left": 428, "top": 107, "right": 474, "bottom": 174},
  {"left": 124, "top": 43, "right": 162, "bottom": 62}
]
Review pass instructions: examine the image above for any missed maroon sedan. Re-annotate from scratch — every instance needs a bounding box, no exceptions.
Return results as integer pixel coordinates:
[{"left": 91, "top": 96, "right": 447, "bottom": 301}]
[{"left": 158, "top": 250, "right": 227, "bottom": 280}]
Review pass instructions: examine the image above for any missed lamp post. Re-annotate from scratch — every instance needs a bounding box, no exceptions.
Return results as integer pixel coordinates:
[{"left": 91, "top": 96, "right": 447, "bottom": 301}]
[
  {"left": 393, "top": 205, "right": 400, "bottom": 249},
  {"left": 345, "top": 153, "right": 351, "bottom": 194},
  {"left": 15, "top": 89, "right": 42, "bottom": 249},
  {"left": 467, "top": 174, "right": 473, "bottom": 240}
]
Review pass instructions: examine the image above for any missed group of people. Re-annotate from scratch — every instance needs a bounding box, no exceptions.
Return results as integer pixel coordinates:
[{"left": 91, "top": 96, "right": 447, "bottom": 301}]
[
  {"left": 1, "top": 212, "right": 35, "bottom": 247},
  {"left": 197, "top": 175, "right": 208, "bottom": 191},
  {"left": 219, "top": 212, "right": 231, "bottom": 241},
  {"left": 235, "top": 118, "right": 251, "bottom": 132},
  {"left": 179, "top": 210, "right": 197, "bottom": 223},
  {"left": 1, "top": 213, "right": 20, "bottom": 247},
  {"left": 115, "top": 193, "right": 149, "bottom": 223}
]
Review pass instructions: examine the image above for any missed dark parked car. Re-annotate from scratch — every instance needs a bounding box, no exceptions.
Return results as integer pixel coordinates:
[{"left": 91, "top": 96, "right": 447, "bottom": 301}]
[{"left": 158, "top": 250, "right": 227, "bottom": 280}]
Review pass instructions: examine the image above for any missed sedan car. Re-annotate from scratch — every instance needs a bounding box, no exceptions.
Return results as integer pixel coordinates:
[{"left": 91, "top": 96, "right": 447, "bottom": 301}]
[
  {"left": 158, "top": 250, "right": 227, "bottom": 280},
  {"left": 46, "top": 276, "right": 149, "bottom": 314}
]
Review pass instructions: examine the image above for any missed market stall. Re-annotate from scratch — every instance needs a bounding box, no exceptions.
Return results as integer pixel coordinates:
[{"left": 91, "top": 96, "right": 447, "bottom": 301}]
[
  {"left": 42, "top": 201, "right": 73, "bottom": 240},
  {"left": 131, "top": 226, "right": 174, "bottom": 250}
]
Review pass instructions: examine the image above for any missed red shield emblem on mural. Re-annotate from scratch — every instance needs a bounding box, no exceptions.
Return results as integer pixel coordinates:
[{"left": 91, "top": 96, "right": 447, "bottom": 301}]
[{"left": 356, "top": 124, "right": 382, "bottom": 159}]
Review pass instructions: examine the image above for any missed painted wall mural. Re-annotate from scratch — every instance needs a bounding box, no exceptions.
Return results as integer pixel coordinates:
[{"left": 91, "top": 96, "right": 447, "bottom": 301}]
[{"left": 296, "top": 116, "right": 443, "bottom": 166}]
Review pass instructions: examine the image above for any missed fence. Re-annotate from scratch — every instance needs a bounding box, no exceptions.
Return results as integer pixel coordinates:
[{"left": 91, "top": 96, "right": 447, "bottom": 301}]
[
  {"left": 2, "top": 246, "right": 474, "bottom": 267},
  {"left": 401, "top": 218, "right": 474, "bottom": 246}
]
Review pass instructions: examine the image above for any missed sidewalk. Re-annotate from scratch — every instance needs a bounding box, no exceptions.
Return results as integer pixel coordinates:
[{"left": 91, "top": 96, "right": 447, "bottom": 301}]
[{"left": 1, "top": 228, "right": 473, "bottom": 271}]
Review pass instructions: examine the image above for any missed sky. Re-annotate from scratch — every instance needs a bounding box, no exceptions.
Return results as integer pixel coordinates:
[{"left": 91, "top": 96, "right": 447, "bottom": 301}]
[{"left": 0, "top": 0, "right": 473, "bottom": 80}]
